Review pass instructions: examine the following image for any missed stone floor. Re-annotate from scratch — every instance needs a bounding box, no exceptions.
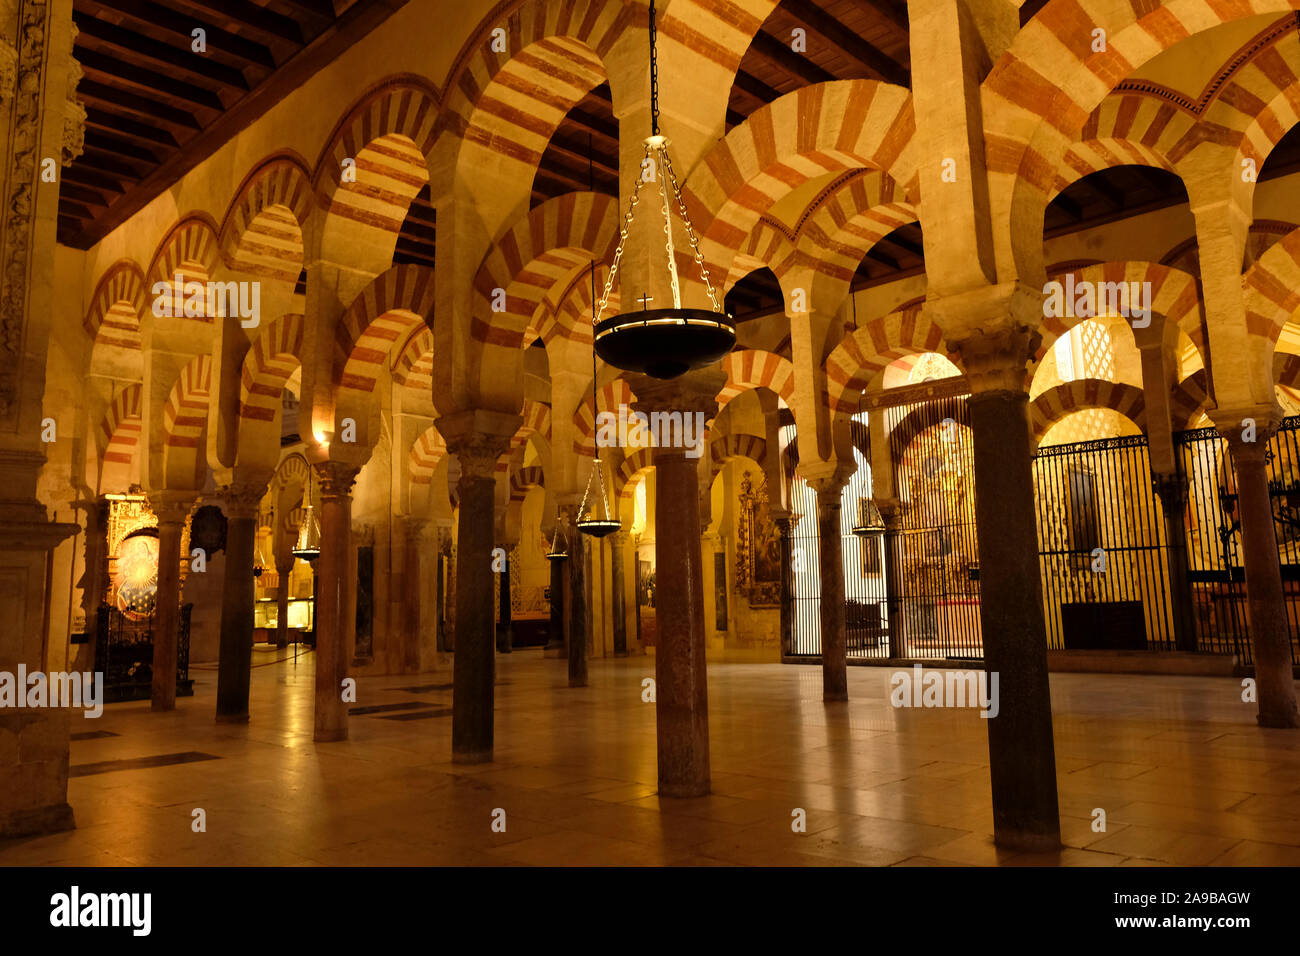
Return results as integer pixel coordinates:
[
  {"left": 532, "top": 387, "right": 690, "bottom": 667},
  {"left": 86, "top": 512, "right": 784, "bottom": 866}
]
[{"left": 2, "top": 647, "right": 1299, "bottom": 866}]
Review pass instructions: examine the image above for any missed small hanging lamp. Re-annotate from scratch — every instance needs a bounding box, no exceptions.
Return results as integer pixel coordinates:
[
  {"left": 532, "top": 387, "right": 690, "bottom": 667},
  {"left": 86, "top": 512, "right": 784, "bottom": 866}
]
[
  {"left": 590, "top": 0, "right": 735, "bottom": 380},
  {"left": 852, "top": 499, "right": 886, "bottom": 538},
  {"left": 545, "top": 519, "right": 569, "bottom": 561},
  {"left": 292, "top": 472, "right": 321, "bottom": 561},
  {"left": 578, "top": 257, "right": 622, "bottom": 539}
]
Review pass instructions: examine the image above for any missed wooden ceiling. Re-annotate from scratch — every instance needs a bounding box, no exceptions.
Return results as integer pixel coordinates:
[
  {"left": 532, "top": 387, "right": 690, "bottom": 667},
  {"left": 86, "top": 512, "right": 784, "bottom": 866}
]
[{"left": 61, "top": 0, "right": 407, "bottom": 249}]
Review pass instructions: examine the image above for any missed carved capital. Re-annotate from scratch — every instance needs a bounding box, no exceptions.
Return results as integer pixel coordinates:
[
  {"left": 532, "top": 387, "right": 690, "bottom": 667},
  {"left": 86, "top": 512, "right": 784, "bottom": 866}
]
[
  {"left": 874, "top": 497, "right": 906, "bottom": 532},
  {"left": 948, "top": 325, "right": 1040, "bottom": 395},
  {"left": 313, "top": 461, "right": 361, "bottom": 499},
  {"left": 220, "top": 482, "right": 267, "bottom": 519},
  {"left": 449, "top": 433, "right": 513, "bottom": 484},
  {"left": 147, "top": 491, "right": 196, "bottom": 527}
]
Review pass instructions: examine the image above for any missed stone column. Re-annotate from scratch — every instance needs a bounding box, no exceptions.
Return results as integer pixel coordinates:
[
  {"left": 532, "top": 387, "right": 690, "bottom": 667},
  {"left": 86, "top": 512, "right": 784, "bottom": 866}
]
[
  {"left": 439, "top": 413, "right": 518, "bottom": 763},
  {"left": 612, "top": 531, "right": 629, "bottom": 656},
  {"left": 562, "top": 504, "right": 588, "bottom": 687},
  {"left": 147, "top": 491, "right": 194, "bottom": 711},
  {"left": 806, "top": 471, "right": 852, "bottom": 701},
  {"left": 629, "top": 369, "right": 724, "bottom": 798},
  {"left": 774, "top": 513, "right": 796, "bottom": 656},
  {"left": 274, "top": 552, "right": 294, "bottom": 649},
  {"left": 496, "top": 549, "right": 513, "bottom": 654},
  {"left": 1223, "top": 418, "right": 1300, "bottom": 728},
  {"left": 402, "top": 516, "right": 428, "bottom": 672},
  {"left": 216, "top": 482, "right": 266, "bottom": 723},
  {"left": 952, "top": 324, "right": 1060, "bottom": 851},
  {"left": 1151, "top": 474, "right": 1198, "bottom": 653},
  {"left": 548, "top": 552, "right": 566, "bottom": 657},
  {"left": 876, "top": 499, "right": 906, "bottom": 658},
  {"left": 312, "top": 462, "right": 359, "bottom": 742}
]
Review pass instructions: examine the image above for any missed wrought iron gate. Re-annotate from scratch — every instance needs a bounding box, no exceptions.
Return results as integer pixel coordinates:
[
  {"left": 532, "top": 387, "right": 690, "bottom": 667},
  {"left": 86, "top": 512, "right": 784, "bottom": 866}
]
[
  {"left": 1176, "top": 419, "right": 1300, "bottom": 665},
  {"left": 95, "top": 602, "right": 194, "bottom": 702},
  {"left": 1033, "top": 435, "right": 1180, "bottom": 651}
]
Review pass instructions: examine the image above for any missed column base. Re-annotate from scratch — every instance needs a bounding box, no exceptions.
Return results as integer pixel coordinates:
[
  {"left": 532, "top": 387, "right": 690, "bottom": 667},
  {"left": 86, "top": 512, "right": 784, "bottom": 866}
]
[
  {"left": 993, "top": 827, "right": 1062, "bottom": 853},
  {"left": 150, "top": 699, "right": 175, "bottom": 713},
  {"left": 823, "top": 688, "right": 849, "bottom": 703},
  {"left": 1258, "top": 709, "right": 1300, "bottom": 729},
  {"left": 0, "top": 802, "right": 75, "bottom": 839},
  {"left": 543, "top": 644, "right": 565, "bottom": 659},
  {"left": 314, "top": 728, "right": 348, "bottom": 743},
  {"left": 452, "top": 749, "right": 493, "bottom": 764},
  {"left": 215, "top": 713, "right": 250, "bottom": 725},
  {"left": 568, "top": 676, "right": 587, "bottom": 688},
  {"left": 658, "top": 781, "right": 710, "bottom": 798}
]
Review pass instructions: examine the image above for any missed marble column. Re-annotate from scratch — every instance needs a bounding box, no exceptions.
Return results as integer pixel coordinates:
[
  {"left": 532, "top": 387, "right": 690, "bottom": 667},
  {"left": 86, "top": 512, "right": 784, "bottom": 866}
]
[
  {"left": 612, "top": 531, "right": 629, "bottom": 656},
  {"left": 954, "top": 325, "right": 1060, "bottom": 851},
  {"left": 774, "top": 514, "right": 796, "bottom": 656},
  {"left": 440, "top": 418, "right": 517, "bottom": 763},
  {"left": 147, "top": 492, "right": 194, "bottom": 711},
  {"left": 1224, "top": 423, "right": 1300, "bottom": 728},
  {"left": 216, "top": 482, "right": 266, "bottom": 723},
  {"left": 274, "top": 552, "right": 294, "bottom": 649},
  {"left": 563, "top": 505, "right": 588, "bottom": 687},
  {"left": 1151, "top": 474, "right": 1198, "bottom": 653},
  {"left": 548, "top": 552, "right": 566, "bottom": 657},
  {"left": 629, "top": 369, "right": 724, "bottom": 797},
  {"left": 496, "top": 550, "right": 513, "bottom": 654},
  {"left": 312, "top": 462, "right": 359, "bottom": 742},
  {"left": 403, "top": 516, "right": 428, "bottom": 672},
  {"left": 876, "top": 499, "right": 905, "bottom": 658},
  {"left": 807, "top": 474, "right": 851, "bottom": 701}
]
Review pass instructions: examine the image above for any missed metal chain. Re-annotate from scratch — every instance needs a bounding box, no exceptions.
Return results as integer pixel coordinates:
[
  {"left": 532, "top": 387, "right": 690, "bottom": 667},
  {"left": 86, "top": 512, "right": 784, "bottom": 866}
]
[
  {"left": 649, "top": 0, "right": 659, "bottom": 136},
  {"left": 659, "top": 146, "right": 723, "bottom": 312},
  {"left": 658, "top": 145, "right": 681, "bottom": 310},
  {"left": 592, "top": 143, "right": 650, "bottom": 325}
]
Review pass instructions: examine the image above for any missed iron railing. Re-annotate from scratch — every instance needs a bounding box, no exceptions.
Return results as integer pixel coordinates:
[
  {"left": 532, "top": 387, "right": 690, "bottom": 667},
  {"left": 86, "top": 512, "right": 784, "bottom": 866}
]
[{"left": 94, "top": 602, "right": 193, "bottom": 702}]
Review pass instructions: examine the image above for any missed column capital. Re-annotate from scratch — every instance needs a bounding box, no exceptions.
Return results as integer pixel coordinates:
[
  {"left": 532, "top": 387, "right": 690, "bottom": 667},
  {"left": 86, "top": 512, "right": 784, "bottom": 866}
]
[
  {"left": 147, "top": 490, "right": 197, "bottom": 526},
  {"left": 875, "top": 496, "right": 906, "bottom": 531},
  {"left": 219, "top": 480, "right": 269, "bottom": 519},
  {"left": 627, "top": 368, "right": 726, "bottom": 419},
  {"left": 802, "top": 461, "right": 854, "bottom": 503},
  {"left": 447, "top": 431, "right": 514, "bottom": 483},
  {"left": 947, "top": 324, "right": 1040, "bottom": 395},
  {"left": 312, "top": 460, "right": 361, "bottom": 499},
  {"left": 1212, "top": 403, "right": 1284, "bottom": 457}
]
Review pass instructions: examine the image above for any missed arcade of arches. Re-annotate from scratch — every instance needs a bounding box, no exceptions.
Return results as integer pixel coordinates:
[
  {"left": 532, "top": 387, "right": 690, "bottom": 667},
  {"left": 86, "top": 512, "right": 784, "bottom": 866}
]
[{"left": 4, "top": 0, "right": 1300, "bottom": 865}]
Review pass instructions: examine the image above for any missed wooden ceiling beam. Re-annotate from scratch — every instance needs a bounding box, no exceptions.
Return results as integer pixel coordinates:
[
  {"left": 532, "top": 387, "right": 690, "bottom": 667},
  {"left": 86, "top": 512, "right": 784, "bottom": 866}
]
[
  {"left": 733, "top": 68, "right": 783, "bottom": 105},
  {"left": 82, "top": 0, "right": 277, "bottom": 69},
  {"left": 74, "top": 15, "right": 250, "bottom": 90},
  {"left": 749, "top": 31, "right": 838, "bottom": 86},
  {"left": 83, "top": 128, "right": 161, "bottom": 164},
  {"left": 77, "top": 79, "right": 203, "bottom": 129},
  {"left": 862, "top": 0, "right": 910, "bottom": 37},
  {"left": 60, "top": 184, "right": 111, "bottom": 209},
  {"left": 83, "top": 107, "right": 179, "bottom": 149},
  {"left": 77, "top": 48, "right": 225, "bottom": 110},
  {"left": 62, "top": 164, "right": 129, "bottom": 195},
  {"left": 169, "top": 0, "right": 304, "bottom": 46},
  {"left": 781, "top": 0, "right": 909, "bottom": 85}
]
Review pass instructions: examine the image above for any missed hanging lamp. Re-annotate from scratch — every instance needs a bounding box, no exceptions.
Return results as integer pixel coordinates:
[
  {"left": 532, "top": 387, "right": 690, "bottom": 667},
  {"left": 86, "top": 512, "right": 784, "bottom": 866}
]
[
  {"left": 292, "top": 472, "right": 321, "bottom": 561},
  {"left": 545, "top": 520, "right": 569, "bottom": 561},
  {"left": 590, "top": 0, "right": 735, "bottom": 380},
  {"left": 852, "top": 499, "right": 886, "bottom": 538},
  {"left": 578, "top": 264, "right": 622, "bottom": 538}
]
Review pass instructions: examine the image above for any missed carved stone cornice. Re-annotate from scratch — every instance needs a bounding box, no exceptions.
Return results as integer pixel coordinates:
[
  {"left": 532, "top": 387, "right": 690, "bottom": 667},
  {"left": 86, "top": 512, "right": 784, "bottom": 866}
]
[
  {"left": 60, "top": 19, "right": 82, "bottom": 166},
  {"left": 313, "top": 460, "right": 361, "bottom": 499}
]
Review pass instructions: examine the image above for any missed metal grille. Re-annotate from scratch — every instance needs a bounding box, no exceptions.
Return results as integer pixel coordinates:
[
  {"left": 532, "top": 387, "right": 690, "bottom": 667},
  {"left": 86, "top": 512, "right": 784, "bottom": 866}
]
[
  {"left": 888, "top": 397, "right": 982, "bottom": 660},
  {"left": 94, "top": 602, "right": 193, "bottom": 702},
  {"left": 1034, "top": 434, "right": 1177, "bottom": 651},
  {"left": 1176, "top": 419, "right": 1300, "bottom": 664}
]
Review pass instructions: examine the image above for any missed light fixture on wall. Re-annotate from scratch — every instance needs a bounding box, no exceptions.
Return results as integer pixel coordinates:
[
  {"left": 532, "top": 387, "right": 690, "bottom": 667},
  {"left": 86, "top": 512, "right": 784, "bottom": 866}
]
[
  {"left": 292, "top": 473, "right": 321, "bottom": 561},
  {"left": 851, "top": 499, "right": 885, "bottom": 538},
  {"left": 589, "top": 0, "right": 735, "bottom": 380}
]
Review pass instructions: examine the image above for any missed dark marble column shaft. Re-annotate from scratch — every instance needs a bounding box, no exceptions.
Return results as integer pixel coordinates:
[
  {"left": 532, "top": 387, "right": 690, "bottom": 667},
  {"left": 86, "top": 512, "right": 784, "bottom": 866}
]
[
  {"left": 312, "top": 463, "right": 358, "bottom": 742},
  {"left": 497, "top": 551, "right": 514, "bottom": 654},
  {"left": 216, "top": 484, "right": 264, "bottom": 723},
  {"left": 1226, "top": 431, "right": 1300, "bottom": 728},
  {"left": 149, "top": 494, "right": 192, "bottom": 712},
  {"left": 548, "top": 553, "right": 566, "bottom": 656},
  {"left": 775, "top": 515, "right": 795, "bottom": 656},
  {"left": 612, "top": 531, "right": 628, "bottom": 656},
  {"left": 812, "top": 481, "right": 849, "bottom": 700},
  {"left": 565, "top": 509, "right": 588, "bottom": 687}
]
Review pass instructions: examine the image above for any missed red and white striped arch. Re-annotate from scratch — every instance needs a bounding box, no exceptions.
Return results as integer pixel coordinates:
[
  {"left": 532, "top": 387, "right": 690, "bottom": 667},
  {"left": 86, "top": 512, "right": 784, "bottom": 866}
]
[
  {"left": 684, "top": 80, "right": 918, "bottom": 285},
  {"left": 146, "top": 216, "right": 221, "bottom": 322},
  {"left": 1244, "top": 225, "right": 1300, "bottom": 343},
  {"left": 240, "top": 313, "right": 304, "bottom": 424},
  {"left": 824, "top": 306, "right": 952, "bottom": 415},
  {"left": 336, "top": 264, "right": 436, "bottom": 393},
  {"left": 572, "top": 378, "right": 636, "bottom": 456},
  {"left": 392, "top": 326, "right": 435, "bottom": 392},
  {"left": 84, "top": 259, "right": 146, "bottom": 351},
  {"left": 409, "top": 425, "right": 448, "bottom": 487},
  {"left": 1029, "top": 379, "right": 1148, "bottom": 444},
  {"left": 717, "top": 349, "right": 795, "bottom": 419},
  {"left": 471, "top": 191, "right": 619, "bottom": 349},
  {"left": 219, "top": 154, "right": 313, "bottom": 283},
  {"left": 100, "top": 383, "right": 142, "bottom": 469}
]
